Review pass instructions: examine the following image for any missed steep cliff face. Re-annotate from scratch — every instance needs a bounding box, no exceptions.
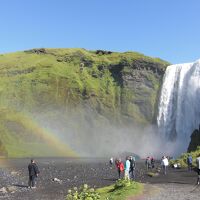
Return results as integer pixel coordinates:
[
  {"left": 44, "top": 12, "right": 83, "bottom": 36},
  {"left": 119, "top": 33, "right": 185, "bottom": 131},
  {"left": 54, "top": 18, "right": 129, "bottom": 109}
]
[
  {"left": 109, "top": 57, "right": 166, "bottom": 124},
  {"left": 0, "top": 48, "right": 169, "bottom": 157},
  {"left": 188, "top": 128, "right": 200, "bottom": 152}
]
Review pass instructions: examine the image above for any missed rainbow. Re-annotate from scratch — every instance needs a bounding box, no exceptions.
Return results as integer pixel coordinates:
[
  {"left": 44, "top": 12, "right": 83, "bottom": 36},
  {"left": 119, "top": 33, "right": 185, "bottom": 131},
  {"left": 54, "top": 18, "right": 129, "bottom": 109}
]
[
  {"left": 23, "top": 113, "right": 77, "bottom": 157},
  {"left": 1, "top": 108, "right": 78, "bottom": 158}
]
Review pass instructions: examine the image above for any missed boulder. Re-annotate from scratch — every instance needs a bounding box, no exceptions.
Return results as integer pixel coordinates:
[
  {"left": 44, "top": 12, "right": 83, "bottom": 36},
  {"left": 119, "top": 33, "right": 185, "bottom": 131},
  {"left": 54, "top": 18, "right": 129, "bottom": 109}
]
[
  {"left": 52, "top": 178, "right": 62, "bottom": 184},
  {"left": 0, "top": 187, "right": 7, "bottom": 193},
  {"left": 6, "top": 186, "right": 18, "bottom": 193}
]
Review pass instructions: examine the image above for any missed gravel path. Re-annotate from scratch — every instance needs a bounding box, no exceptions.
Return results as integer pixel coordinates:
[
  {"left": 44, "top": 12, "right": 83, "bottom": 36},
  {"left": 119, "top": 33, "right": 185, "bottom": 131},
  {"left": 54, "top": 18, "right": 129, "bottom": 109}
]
[
  {"left": 143, "top": 183, "right": 200, "bottom": 200},
  {"left": 131, "top": 166, "right": 200, "bottom": 200}
]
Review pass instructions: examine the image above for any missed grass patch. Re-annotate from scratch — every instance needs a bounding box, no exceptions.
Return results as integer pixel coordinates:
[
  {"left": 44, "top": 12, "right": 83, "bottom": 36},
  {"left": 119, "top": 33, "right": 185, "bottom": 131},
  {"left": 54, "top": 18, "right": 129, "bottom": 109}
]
[
  {"left": 147, "top": 172, "right": 159, "bottom": 177},
  {"left": 170, "top": 146, "right": 200, "bottom": 168},
  {"left": 97, "top": 179, "right": 143, "bottom": 200}
]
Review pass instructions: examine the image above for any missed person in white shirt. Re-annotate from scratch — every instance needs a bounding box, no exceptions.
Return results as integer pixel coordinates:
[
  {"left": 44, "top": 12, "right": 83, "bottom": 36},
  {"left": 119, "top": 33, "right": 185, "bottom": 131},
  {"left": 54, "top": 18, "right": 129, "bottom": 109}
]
[
  {"left": 196, "top": 155, "right": 200, "bottom": 185},
  {"left": 161, "top": 156, "right": 169, "bottom": 175},
  {"left": 124, "top": 156, "right": 130, "bottom": 180},
  {"left": 109, "top": 157, "right": 114, "bottom": 166}
]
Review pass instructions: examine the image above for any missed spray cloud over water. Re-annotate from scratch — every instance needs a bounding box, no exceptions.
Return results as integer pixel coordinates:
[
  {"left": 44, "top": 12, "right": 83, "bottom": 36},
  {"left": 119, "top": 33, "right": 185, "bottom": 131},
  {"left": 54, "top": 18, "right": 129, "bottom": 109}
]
[{"left": 30, "top": 106, "right": 176, "bottom": 159}]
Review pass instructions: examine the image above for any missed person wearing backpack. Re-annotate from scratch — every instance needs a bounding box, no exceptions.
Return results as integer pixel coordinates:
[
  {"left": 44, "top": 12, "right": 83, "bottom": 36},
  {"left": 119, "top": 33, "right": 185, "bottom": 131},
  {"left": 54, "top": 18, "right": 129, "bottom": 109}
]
[
  {"left": 115, "top": 159, "right": 124, "bottom": 179},
  {"left": 129, "top": 156, "right": 136, "bottom": 180},
  {"left": 28, "top": 159, "right": 40, "bottom": 189},
  {"left": 187, "top": 155, "right": 193, "bottom": 171}
]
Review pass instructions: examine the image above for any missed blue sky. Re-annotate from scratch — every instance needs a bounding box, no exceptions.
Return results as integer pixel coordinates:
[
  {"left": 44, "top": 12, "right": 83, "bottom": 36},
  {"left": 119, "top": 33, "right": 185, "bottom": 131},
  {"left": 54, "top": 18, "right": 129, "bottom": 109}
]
[{"left": 0, "top": 0, "right": 200, "bottom": 63}]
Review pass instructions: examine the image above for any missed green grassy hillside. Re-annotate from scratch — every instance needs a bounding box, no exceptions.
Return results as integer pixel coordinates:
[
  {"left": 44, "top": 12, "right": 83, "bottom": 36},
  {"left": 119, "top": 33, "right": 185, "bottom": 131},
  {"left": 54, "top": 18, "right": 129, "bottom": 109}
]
[
  {"left": 170, "top": 146, "right": 200, "bottom": 168},
  {"left": 0, "top": 48, "right": 169, "bottom": 157}
]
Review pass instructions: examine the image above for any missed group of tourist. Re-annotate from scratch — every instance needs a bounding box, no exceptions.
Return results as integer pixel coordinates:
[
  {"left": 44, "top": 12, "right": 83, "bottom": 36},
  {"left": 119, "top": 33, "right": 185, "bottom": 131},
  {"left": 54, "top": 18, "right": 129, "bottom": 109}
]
[
  {"left": 145, "top": 156, "right": 155, "bottom": 170},
  {"left": 161, "top": 156, "right": 169, "bottom": 175},
  {"left": 110, "top": 156, "right": 136, "bottom": 180},
  {"left": 110, "top": 155, "right": 170, "bottom": 182},
  {"left": 145, "top": 155, "right": 169, "bottom": 174},
  {"left": 111, "top": 154, "right": 198, "bottom": 181},
  {"left": 27, "top": 153, "right": 200, "bottom": 189}
]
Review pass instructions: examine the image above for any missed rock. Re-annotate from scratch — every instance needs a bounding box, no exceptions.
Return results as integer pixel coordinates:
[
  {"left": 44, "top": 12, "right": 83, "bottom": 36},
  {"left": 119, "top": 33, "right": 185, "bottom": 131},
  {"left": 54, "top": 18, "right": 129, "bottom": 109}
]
[
  {"left": 96, "top": 50, "right": 112, "bottom": 55},
  {"left": 6, "top": 186, "right": 18, "bottom": 193},
  {"left": 11, "top": 171, "right": 19, "bottom": 176},
  {"left": 24, "top": 48, "right": 46, "bottom": 54},
  {"left": 173, "top": 163, "right": 181, "bottom": 169},
  {"left": 52, "top": 178, "right": 62, "bottom": 184},
  {"left": 0, "top": 187, "right": 7, "bottom": 193}
]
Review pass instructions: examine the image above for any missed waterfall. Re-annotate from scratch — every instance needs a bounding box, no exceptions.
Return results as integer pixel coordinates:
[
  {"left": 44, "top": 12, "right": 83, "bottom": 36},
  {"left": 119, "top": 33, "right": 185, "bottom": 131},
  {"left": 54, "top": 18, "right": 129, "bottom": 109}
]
[{"left": 157, "top": 59, "right": 200, "bottom": 153}]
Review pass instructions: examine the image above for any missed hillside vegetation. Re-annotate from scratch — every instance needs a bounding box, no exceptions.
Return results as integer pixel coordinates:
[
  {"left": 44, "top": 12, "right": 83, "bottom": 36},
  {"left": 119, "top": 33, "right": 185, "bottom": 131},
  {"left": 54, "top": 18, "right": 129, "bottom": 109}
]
[
  {"left": 170, "top": 146, "right": 200, "bottom": 168},
  {"left": 170, "top": 128, "right": 200, "bottom": 167},
  {"left": 0, "top": 48, "right": 169, "bottom": 157}
]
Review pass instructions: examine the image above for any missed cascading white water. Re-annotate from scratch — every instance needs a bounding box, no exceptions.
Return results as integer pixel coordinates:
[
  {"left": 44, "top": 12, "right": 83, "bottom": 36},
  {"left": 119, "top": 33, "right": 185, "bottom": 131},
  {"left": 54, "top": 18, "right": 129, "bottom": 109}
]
[{"left": 157, "top": 59, "right": 200, "bottom": 153}]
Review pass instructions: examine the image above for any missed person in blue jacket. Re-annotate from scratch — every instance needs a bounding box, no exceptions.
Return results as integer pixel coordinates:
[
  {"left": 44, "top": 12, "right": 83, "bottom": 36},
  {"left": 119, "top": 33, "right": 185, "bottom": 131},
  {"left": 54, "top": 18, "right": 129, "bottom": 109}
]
[{"left": 187, "top": 155, "right": 193, "bottom": 171}]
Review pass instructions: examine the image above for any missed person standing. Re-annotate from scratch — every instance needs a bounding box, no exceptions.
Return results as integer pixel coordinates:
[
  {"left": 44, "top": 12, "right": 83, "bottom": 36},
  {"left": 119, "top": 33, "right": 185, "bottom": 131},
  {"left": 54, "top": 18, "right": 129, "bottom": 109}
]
[
  {"left": 109, "top": 157, "right": 114, "bottom": 167},
  {"left": 151, "top": 157, "right": 155, "bottom": 169},
  {"left": 28, "top": 159, "right": 40, "bottom": 188},
  {"left": 161, "top": 156, "right": 169, "bottom": 175},
  {"left": 115, "top": 159, "right": 124, "bottom": 179},
  {"left": 187, "top": 155, "right": 193, "bottom": 171},
  {"left": 124, "top": 156, "right": 130, "bottom": 180},
  {"left": 145, "top": 157, "right": 151, "bottom": 170},
  {"left": 129, "top": 156, "right": 136, "bottom": 180},
  {"left": 196, "top": 155, "right": 200, "bottom": 185}
]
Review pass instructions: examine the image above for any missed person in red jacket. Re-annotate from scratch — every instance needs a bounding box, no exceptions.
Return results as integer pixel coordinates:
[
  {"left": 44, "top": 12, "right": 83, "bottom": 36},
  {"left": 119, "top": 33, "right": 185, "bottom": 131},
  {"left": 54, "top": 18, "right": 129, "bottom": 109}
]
[{"left": 115, "top": 159, "right": 124, "bottom": 179}]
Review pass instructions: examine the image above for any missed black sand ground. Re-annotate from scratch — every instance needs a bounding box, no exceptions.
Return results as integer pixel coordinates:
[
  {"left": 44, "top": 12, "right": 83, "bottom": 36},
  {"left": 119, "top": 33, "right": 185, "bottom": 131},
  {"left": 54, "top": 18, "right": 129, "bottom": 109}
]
[{"left": 0, "top": 158, "right": 199, "bottom": 200}]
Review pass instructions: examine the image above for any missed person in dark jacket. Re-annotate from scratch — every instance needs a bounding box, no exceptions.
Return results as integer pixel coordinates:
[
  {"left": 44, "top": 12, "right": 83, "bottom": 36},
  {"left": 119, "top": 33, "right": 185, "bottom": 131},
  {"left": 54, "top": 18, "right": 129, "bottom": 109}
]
[
  {"left": 28, "top": 159, "right": 40, "bottom": 188},
  {"left": 129, "top": 156, "right": 136, "bottom": 180},
  {"left": 151, "top": 157, "right": 155, "bottom": 169}
]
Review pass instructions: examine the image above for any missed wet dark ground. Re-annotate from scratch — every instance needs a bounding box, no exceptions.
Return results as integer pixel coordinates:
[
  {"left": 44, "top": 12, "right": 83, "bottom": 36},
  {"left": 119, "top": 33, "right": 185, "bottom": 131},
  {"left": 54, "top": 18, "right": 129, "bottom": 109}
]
[{"left": 0, "top": 158, "right": 198, "bottom": 200}]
